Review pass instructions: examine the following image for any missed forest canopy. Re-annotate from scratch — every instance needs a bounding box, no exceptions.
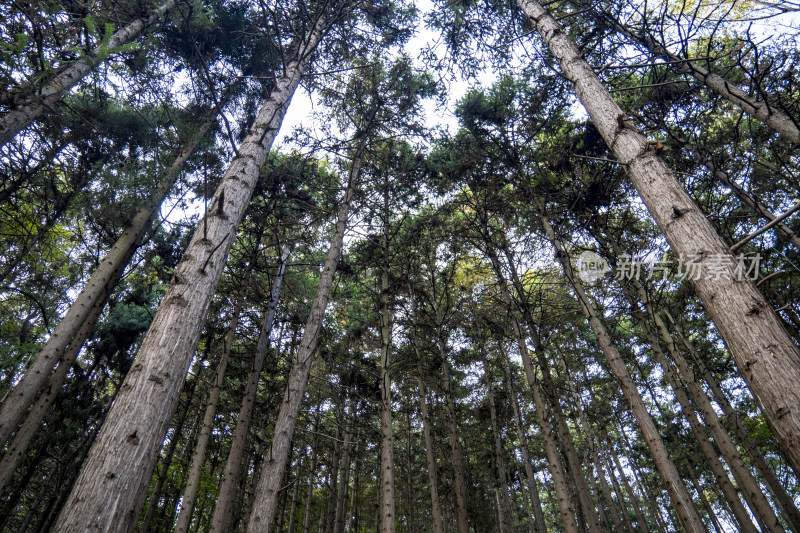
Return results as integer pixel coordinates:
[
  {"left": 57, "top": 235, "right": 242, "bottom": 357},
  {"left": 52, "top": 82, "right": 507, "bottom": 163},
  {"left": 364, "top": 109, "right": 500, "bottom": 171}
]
[{"left": 0, "top": 0, "right": 799, "bottom": 532}]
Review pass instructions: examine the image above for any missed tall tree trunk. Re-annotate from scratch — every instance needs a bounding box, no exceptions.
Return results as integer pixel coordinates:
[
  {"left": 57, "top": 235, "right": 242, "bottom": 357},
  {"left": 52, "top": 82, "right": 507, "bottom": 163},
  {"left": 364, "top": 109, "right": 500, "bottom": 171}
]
[
  {"left": 245, "top": 147, "right": 361, "bottom": 533},
  {"left": 209, "top": 250, "right": 290, "bottom": 533},
  {"left": 539, "top": 213, "right": 704, "bottom": 532},
  {"left": 439, "top": 350, "right": 470, "bottom": 533},
  {"left": 325, "top": 421, "right": 342, "bottom": 533},
  {"left": 484, "top": 363, "right": 515, "bottom": 533},
  {"left": 52, "top": 18, "right": 329, "bottom": 532},
  {"left": 601, "top": 450, "right": 637, "bottom": 533},
  {"left": 0, "top": 0, "right": 180, "bottom": 148},
  {"left": 593, "top": 9, "right": 800, "bottom": 145},
  {"left": 379, "top": 210, "right": 396, "bottom": 533},
  {"left": 518, "top": 0, "right": 800, "bottom": 476},
  {"left": 174, "top": 279, "right": 251, "bottom": 533},
  {"left": 301, "top": 419, "right": 320, "bottom": 533},
  {"left": 334, "top": 397, "right": 356, "bottom": 533},
  {"left": 498, "top": 350, "right": 547, "bottom": 533},
  {"left": 287, "top": 456, "right": 303, "bottom": 533},
  {"left": 0, "top": 111, "right": 217, "bottom": 448},
  {"left": 602, "top": 441, "right": 651, "bottom": 533},
  {"left": 414, "top": 348, "right": 444, "bottom": 533}
]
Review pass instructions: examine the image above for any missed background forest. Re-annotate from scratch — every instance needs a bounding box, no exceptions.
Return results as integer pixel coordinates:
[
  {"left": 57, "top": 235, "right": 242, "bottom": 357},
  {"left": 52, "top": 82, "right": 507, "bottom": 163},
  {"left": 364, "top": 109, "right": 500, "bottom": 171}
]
[{"left": 1, "top": 0, "right": 799, "bottom": 531}]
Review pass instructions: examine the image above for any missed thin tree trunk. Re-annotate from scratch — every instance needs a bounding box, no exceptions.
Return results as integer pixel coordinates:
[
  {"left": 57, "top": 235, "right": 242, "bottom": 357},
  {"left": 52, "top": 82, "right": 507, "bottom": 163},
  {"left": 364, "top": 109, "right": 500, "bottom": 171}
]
[
  {"left": 594, "top": 9, "right": 800, "bottom": 144},
  {"left": 519, "top": 0, "right": 800, "bottom": 477},
  {"left": 499, "top": 351, "right": 547, "bottom": 533},
  {"left": 603, "top": 442, "right": 652, "bottom": 533},
  {"left": 601, "top": 450, "right": 637, "bottom": 533},
  {"left": 325, "top": 423, "right": 342, "bottom": 533},
  {"left": 0, "top": 0, "right": 180, "bottom": 148},
  {"left": 209, "top": 250, "right": 290, "bottom": 532},
  {"left": 245, "top": 146, "right": 361, "bottom": 533},
  {"left": 414, "top": 348, "right": 444, "bottom": 533},
  {"left": 484, "top": 364, "right": 515, "bottom": 533},
  {"left": 539, "top": 213, "right": 704, "bottom": 532},
  {"left": 53, "top": 18, "right": 329, "bottom": 532},
  {"left": 0, "top": 110, "right": 217, "bottom": 448},
  {"left": 334, "top": 397, "right": 355, "bottom": 533},
  {"left": 174, "top": 280, "right": 250, "bottom": 533},
  {"left": 287, "top": 457, "right": 303, "bottom": 533},
  {"left": 301, "top": 420, "right": 320, "bottom": 533},
  {"left": 378, "top": 211, "right": 396, "bottom": 533},
  {"left": 439, "top": 352, "right": 470, "bottom": 533},
  {"left": 682, "top": 454, "right": 726, "bottom": 533}
]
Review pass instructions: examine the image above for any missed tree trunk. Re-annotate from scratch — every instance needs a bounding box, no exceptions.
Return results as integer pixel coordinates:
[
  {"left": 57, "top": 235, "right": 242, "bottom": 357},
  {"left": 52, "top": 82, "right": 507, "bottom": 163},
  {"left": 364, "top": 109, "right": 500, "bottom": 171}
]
[
  {"left": 334, "top": 397, "right": 356, "bottom": 533},
  {"left": 439, "top": 349, "right": 470, "bottom": 533},
  {"left": 484, "top": 364, "right": 515, "bottom": 533},
  {"left": 301, "top": 419, "right": 320, "bottom": 533},
  {"left": 379, "top": 211, "right": 396, "bottom": 533},
  {"left": 539, "top": 213, "right": 704, "bottom": 532},
  {"left": 209, "top": 250, "right": 290, "bottom": 533},
  {"left": 594, "top": 9, "right": 800, "bottom": 144},
  {"left": 245, "top": 147, "right": 360, "bottom": 533},
  {"left": 174, "top": 280, "right": 250, "bottom": 533},
  {"left": 519, "top": 0, "right": 800, "bottom": 477},
  {"left": 414, "top": 350, "right": 444, "bottom": 533},
  {"left": 52, "top": 19, "right": 328, "bottom": 532},
  {"left": 0, "top": 111, "right": 216, "bottom": 449},
  {"left": 0, "top": 0, "right": 180, "bottom": 148},
  {"left": 603, "top": 442, "right": 651, "bottom": 533},
  {"left": 287, "top": 456, "right": 303, "bottom": 533},
  {"left": 498, "top": 350, "right": 547, "bottom": 533}
]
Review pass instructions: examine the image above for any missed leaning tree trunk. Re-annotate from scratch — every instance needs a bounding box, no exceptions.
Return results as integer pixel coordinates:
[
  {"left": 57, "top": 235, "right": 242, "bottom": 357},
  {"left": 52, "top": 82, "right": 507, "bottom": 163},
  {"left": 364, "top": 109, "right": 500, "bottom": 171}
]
[
  {"left": 413, "top": 349, "right": 444, "bottom": 533},
  {"left": 209, "top": 250, "right": 290, "bottom": 533},
  {"left": 498, "top": 349, "right": 547, "bottom": 533},
  {"left": 519, "top": 0, "right": 800, "bottom": 476},
  {"left": 438, "top": 343, "right": 471, "bottom": 533},
  {"left": 0, "top": 110, "right": 218, "bottom": 448},
  {"left": 52, "top": 18, "right": 328, "bottom": 532},
  {"left": 539, "top": 213, "right": 705, "bottom": 532},
  {"left": 484, "top": 364, "right": 515, "bottom": 533},
  {"left": 245, "top": 147, "right": 361, "bottom": 533},
  {"left": 174, "top": 277, "right": 251, "bottom": 533},
  {"left": 593, "top": 8, "right": 800, "bottom": 145},
  {"left": 0, "top": 0, "right": 179, "bottom": 148}
]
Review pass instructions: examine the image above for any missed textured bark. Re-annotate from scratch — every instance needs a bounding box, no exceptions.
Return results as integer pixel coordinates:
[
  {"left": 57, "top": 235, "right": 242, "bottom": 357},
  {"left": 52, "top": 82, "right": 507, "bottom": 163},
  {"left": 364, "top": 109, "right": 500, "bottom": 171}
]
[
  {"left": 378, "top": 211, "right": 396, "bottom": 533},
  {"left": 662, "top": 308, "right": 800, "bottom": 530},
  {"left": 245, "top": 149, "right": 360, "bottom": 533},
  {"left": 209, "top": 250, "right": 289, "bottom": 533},
  {"left": 481, "top": 242, "right": 578, "bottom": 533},
  {"left": 439, "top": 348, "right": 470, "bottom": 533},
  {"left": 499, "top": 351, "right": 547, "bottom": 533},
  {"left": 0, "top": 112, "right": 216, "bottom": 448},
  {"left": 174, "top": 283, "right": 249, "bottom": 533},
  {"left": 53, "top": 21, "right": 325, "bottom": 532},
  {"left": 414, "top": 352, "right": 444, "bottom": 533},
  {"left": 519, "top": 0, "right": 800, "bottom": 476},
  {"left": 539, "top": 214, "right": 704, "bottom": 532},
  {"left": 484, "top": 365, "right": 515, "bottom": 533},
  {"left": 0, "top": 0, "right": 179, "bottom": 148},
  {"left": 0, "top": 242, "right": 127, "bottom": 491},
  {"left": 595, "top": 10, "right": 800, "bottom": 145}
]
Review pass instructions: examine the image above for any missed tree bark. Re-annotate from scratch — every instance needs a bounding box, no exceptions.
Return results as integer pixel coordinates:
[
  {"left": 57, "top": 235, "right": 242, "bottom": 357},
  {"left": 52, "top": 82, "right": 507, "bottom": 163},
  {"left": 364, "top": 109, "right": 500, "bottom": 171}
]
[
  {"left": 209, "top": 250, "right": 290, "bottom": 533},
  {"left": 0, "top": 110, "right": 217, "bottom": 448},
  {"left": 439, "top": 348, "right": 470, "bottom": 533},
  {"left": 414, "top": 350, "right": 444, "bottom": 533},
  {"left": 301, "top": 418, "right": 320, "bottom": 533},
  {"left": 519, "top": 0, "right": 800, "bottom": 477},
  {"left": 484, "top": 364, "right": 515, "bottom": 533},
  {"left": 498, "top": 350, "right": 547, "bottom": 533},
  {"left": 334, "top": 397, "right": 356, "bottom": 533},
  {"left": 0, "top": 0, "right": 180, "bottom": 148},
  {"left": 52, "top": 18, "right": 327, "bottom": 531},
  {"left": 174, "top": 280, "right": 250, "bottom": 533},
  {"left": 245, "top": 146, "right": 360, "bottom": 533},
  {"left": 539, "top": 213, "right": 705, "bottom": 532}
]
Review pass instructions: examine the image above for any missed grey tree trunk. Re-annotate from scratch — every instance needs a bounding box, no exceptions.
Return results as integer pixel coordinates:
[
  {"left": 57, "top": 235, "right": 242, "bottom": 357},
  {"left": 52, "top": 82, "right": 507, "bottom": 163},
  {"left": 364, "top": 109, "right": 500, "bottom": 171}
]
[
  {"left": 0, "top": 0, "right": 179, "bottom": 148},
  {"left": 595, "top": 10, "right": 800, "bottom": 144},
  {"left": 174, "top": 281, "right": 250, "bottom": 533},
  {"left": 334, "top": 397, "right": 356, "bottom": 533},
  {"left": 301, "top": 418, "right": 320, "bottom": 533},
  {"left": 498, "top": 349, "right": 547, "bottom": 533},
  {"left": 0, "top": 112, "right": 216, "bottom": 448},
  {"left": 484, "top": 364, "right": 515, "bottom": 533},
  {"left": 439, "top": 346, "right": 470, "bottom": 533},
  {"left": 209, "top": 250, "right": 290, "bottom": 533},
  {"left": 539, "top": 213, "right": 704, "bottom": 532},
  {"left": 52, "top": 19, "right": 327, "bottom": 532},
  {"left": 414, "top": 348, "right": 444, "bottom": 533},
  {"left": 519, "top": 0, "right": 800, "bottom": 477},
  {"left": 245, "top": 147, "right": 361, "bottom": 533}
]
